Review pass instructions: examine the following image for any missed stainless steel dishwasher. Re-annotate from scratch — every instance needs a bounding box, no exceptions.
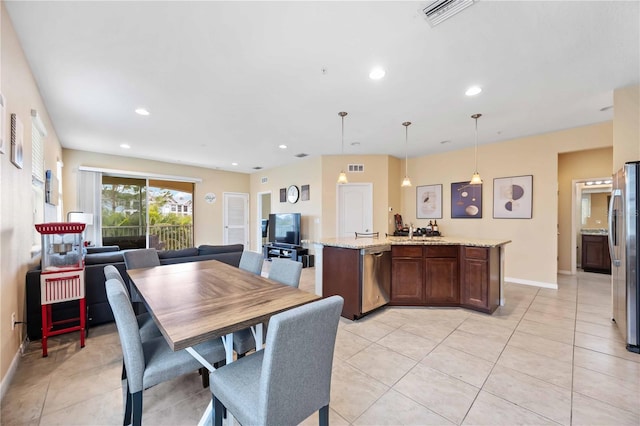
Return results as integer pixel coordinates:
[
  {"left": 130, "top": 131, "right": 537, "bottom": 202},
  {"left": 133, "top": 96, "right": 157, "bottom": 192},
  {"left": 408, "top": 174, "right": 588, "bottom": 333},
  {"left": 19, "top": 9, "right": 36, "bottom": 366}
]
[{"left": 360, "top": 245, "right": 391, "bottom": 315}]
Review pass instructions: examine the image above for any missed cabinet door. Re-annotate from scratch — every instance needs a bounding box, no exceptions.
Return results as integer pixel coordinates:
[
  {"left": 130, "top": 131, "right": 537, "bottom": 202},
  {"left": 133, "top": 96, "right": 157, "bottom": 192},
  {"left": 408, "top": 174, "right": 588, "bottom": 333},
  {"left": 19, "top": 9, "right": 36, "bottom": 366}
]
[
  {"left": 461, "top": 257, "right": 489, "bottom": 310},
  {"left": 323, "top": 247, "right": 361, "bottom": 319},
  {"left": 582, "top": 235, "right": 611, "bottom": 273},
  {"left": 424, "top": 258, "right": 459, "bottom": 304},
  {"left": 391, "top": 258, "right": 424, "bottom": 304}
]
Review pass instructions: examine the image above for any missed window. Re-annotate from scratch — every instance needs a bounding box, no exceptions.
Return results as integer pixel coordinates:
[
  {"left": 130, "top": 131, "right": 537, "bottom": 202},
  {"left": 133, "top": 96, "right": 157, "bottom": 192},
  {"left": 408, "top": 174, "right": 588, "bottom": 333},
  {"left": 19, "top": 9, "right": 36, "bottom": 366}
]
[
  {"left": 31, "top": 110, "right": 47, "bottom": 254},
  {"left": 100, "top": 176, "right": 194, "bottom": 250}
]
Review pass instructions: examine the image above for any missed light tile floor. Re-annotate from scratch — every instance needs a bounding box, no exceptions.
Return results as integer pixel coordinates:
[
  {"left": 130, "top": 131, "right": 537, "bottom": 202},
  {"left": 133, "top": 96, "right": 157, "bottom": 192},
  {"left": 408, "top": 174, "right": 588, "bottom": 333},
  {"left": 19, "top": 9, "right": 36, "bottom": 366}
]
[{"left": 2, "top": 268, "right": 639, "bottom": 425}]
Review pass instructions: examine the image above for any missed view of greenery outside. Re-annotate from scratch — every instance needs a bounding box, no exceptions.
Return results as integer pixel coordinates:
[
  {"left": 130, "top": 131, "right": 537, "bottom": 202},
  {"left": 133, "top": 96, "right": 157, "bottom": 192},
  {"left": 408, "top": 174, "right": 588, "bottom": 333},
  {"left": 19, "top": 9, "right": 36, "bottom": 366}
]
[{"left": 101, "top": 179, "right": 193, "bottom": 250}]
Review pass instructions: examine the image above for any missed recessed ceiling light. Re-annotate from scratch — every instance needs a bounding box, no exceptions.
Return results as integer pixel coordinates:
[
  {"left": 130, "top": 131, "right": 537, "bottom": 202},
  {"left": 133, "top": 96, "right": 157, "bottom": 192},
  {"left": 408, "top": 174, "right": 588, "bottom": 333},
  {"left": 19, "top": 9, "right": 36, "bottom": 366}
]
[
  {"left": 135, "top": 108, "right": 150, "bottom": 116},
  {"left": 278, "top": 144, "right": 287, "bottom": 149},
  {"left": 231, "top": 162, "right": 238, "bottom": 166},
  {"left": 120, "top": 143, "right": 130, "bottom": 149},
  {"left": 369, "top": 67, "right": 386, "bottom": 80},
  {"left": 465, "top": 86, "right": 482, "bottom": 96}
]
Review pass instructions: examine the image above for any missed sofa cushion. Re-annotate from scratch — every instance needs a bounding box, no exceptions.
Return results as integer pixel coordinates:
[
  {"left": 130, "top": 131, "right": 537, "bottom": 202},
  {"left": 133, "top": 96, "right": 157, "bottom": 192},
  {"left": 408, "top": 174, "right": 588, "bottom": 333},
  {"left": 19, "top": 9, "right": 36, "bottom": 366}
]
[
  {"left": 85, "top": 251, "right": 126, "bottom": 265},
  {"left": 86, "top": 245, "right": 120, "bottom": 254},
  {"left": 158, "top": 247, "right": 199, "bottom": 259},
  {"left": 198, "top": 244, "right": 244, "bottom": 256}
]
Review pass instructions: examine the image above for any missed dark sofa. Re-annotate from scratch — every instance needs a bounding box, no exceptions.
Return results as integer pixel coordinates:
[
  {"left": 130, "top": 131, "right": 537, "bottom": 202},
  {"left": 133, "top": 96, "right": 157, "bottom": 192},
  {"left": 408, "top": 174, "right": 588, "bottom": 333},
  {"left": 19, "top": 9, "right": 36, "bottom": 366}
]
[{"left": 25, "top": 244, "right": 244, "bottom": 340}]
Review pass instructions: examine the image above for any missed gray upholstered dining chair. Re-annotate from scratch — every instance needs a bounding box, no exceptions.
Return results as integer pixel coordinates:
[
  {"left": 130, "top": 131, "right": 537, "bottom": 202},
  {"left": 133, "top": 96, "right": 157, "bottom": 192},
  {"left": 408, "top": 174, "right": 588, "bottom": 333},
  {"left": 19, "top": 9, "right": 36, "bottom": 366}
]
[
  {"left": 106, "top": 279, "right": 226, "bottom": 426},
  {"left": 210, "top": 295, "right": 344, "bottom": 426},
  {"left": 123, "top": 248, "right": 160, "bottom": 303},
  {"left": 103, "top": 265, "right": 161, "bottom": 342},
  {"left": 238, "top": 250, "right": 264, "bottom": 275},
  {"left": 268, "top": 258, "right": 303, "bottom": 288},
  {"left": 233, "top": 257, "right": 303, "bottom": 357}
]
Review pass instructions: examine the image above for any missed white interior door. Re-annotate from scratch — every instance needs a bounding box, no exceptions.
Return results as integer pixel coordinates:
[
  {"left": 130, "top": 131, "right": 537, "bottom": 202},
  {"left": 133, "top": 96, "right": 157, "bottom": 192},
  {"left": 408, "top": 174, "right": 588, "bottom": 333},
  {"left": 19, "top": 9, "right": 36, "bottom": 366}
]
[
  {"left": 337, "top": 183, "right": 373, "bottom": 237},
  {"left": 223, "top": 192, "right": 249, "bottom": 246}
]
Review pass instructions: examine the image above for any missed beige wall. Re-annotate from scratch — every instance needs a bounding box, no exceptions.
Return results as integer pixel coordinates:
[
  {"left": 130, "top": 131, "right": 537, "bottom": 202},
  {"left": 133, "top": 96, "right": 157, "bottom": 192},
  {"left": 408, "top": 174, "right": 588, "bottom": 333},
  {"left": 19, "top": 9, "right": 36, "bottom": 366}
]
[
  {"left": 1, "top": 2, "right": 64, "bottom": 388},
  {"left": 249, "top": 156, "right": 323, "bottom": 252},
  {"left": 62, "top": 149, "right": 249, "bottom": 247},
  {"left": 321, "top": 155, "right": 398, "bottom": 238},
  {"left": 401, "top": 122, "right": 612, "bottom": 286},
  {"left": 613, "top": 84, "right": 640, "bottom": 171},
  {"left": 557, "top": 147, "right": 613, "bottom": 273}
]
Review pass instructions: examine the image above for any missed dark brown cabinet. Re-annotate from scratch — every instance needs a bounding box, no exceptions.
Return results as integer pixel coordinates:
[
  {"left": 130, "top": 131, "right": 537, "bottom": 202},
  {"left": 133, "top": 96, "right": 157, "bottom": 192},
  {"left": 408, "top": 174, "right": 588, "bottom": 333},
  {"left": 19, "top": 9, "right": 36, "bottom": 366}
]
[
  {"left": 391, "top": 246, "right": 423, "bottom": 304},
  {"left": 581, "top": 234, "right": 611, "bottom": 274},
  {"left": 460, "top": 246, "right": 500, "bottom": 313},
  {"left": 322, "top": 246, "right": 361, "bottom": 319},
  {"left": 424, "top": 246, "right": 459, "bottom": 305}
]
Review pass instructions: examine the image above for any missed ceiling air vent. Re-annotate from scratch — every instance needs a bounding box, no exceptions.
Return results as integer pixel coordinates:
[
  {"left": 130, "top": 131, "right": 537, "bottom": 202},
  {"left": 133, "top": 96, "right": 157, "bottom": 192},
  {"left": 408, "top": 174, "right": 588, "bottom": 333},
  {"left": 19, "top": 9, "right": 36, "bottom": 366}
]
[
  {"left": 348, "top": 164, "right": 364, "bottom": 173},
  {"left": 295, "top": 153, "right": 308, "bottom": 158},
  {"left": 260, "top": 177, "right": 268, "bottom": 184},
  {"left": 422, "top": 0, "right": 474, "bottom": 27}
]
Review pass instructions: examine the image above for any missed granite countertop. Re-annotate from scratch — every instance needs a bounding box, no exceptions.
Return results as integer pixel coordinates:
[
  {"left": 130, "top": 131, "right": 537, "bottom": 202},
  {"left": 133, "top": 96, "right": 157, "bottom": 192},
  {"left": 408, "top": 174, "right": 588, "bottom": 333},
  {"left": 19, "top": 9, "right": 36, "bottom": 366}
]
[
  {"left": 313, "top": 236, "right": 511, "bottom": 249},
  {"left": 581, "top": 229, "right": 609, "bottom": 235}
]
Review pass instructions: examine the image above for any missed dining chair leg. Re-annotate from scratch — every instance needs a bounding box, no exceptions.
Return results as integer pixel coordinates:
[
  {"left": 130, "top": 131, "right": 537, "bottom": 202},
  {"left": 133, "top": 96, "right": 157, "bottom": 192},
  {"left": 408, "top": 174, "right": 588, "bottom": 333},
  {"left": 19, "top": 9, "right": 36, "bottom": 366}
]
[
  {"left": 213, "top": 395, "right": 225, "bottom": 426},
  {"left": 199, "top": 367, "right": 210, "bottom": 388},
  {"left": 123, "top": 389, "right": 133, "bottom": 426},
  {"left": 131, "top": 391, "right": 143, "bottom": 426},
  {"left": 319, "top": 405, "right": 329, "bottom": 426}
]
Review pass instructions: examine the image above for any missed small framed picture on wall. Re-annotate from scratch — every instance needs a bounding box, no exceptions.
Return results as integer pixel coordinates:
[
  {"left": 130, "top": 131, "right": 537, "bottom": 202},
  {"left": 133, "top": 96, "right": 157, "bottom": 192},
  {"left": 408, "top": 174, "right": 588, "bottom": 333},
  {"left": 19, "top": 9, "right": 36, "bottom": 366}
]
[{"left": 279, "top": 188, "right": 287, "bottom": 203}]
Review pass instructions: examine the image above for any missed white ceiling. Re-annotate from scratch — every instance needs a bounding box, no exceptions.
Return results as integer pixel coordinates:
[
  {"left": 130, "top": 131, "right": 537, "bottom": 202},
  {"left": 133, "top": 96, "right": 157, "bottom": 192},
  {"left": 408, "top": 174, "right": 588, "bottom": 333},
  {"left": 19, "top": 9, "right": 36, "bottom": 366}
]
[{"left": 5, "top": 1, "right": 639, "bottom": 174}]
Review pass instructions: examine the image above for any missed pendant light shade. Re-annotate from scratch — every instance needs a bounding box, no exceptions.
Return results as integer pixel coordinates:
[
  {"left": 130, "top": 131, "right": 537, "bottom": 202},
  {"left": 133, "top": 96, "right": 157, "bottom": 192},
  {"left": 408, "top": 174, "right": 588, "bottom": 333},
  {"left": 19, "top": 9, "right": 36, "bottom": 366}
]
[
  {"left": 470, "top": 113, "right": 483, "bottom": 184},
  {"left": 337, "top": 111, "right": 348, "bottom": 184},
  {"left": 401, "top": 121, "right": 412, "bottom": 187}
]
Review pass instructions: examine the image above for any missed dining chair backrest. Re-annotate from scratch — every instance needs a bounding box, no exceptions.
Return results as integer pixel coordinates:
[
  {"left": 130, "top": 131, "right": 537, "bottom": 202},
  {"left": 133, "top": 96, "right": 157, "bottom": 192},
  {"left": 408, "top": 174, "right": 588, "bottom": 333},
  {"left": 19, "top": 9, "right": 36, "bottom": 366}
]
[
  {"left": 258, "top": 295, "right": 343, "bottom": 425},
  {"left": 239, "top": 250, "right": 264, "bottom": 275},
  {"left": 268, "top": 258, "right": 303, "bottom": 288},
  {"left": 104, "top": 264, "right": 126, "bottom": 287},
  {"left": 123, "top": 248, "right": 160, "bottom": 270},
  {"left": 105, "top": 279, "right": 146, "bottom": 393}
]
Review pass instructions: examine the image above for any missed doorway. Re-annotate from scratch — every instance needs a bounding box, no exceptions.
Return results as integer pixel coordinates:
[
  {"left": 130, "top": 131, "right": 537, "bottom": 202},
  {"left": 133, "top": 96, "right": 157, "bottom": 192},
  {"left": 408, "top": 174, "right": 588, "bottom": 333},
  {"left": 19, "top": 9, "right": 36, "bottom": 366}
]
[
  {"left": 337, "top": 183, "right": 373, "bottom": 237},
  {"left": 571, "top": 177, "right": 612, "bottom": 274},
  {"left": 256, "top": 191, "right": 271, "bottom": 252}
]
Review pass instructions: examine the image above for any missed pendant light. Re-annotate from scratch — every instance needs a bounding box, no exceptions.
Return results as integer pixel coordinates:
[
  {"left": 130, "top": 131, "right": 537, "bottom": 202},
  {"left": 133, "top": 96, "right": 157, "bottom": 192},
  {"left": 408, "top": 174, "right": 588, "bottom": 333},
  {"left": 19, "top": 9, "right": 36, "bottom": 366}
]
[
  {"left": 401, "top": 121, "right": 412, "bottom": 187},
  {"left": 337, "top": 111, "right": 348, "bottom": 184},
  {"left": 470, "top": 113, "right": 483, "bottom": 185}
]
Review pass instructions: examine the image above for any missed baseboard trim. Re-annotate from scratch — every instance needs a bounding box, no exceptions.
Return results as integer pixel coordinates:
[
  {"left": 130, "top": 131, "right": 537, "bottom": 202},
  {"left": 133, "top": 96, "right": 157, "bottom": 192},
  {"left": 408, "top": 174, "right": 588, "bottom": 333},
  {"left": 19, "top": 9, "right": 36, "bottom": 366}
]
[
  {"left": 0, "top": 342, "right": 22, "bottom": 402},
  {"left": 557, "top": 270, "right": 572, "bottom": 275},
  {"left": 505, "top": 276, "right": 558, "bottom": 289}
]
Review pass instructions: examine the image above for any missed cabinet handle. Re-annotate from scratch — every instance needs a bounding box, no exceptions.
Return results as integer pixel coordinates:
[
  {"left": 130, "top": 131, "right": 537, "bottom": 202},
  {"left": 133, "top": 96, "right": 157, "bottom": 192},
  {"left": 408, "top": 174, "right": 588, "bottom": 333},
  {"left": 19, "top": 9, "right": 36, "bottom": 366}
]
[{"left": 608, "top": 189, "right": 622, "bottom": 267}]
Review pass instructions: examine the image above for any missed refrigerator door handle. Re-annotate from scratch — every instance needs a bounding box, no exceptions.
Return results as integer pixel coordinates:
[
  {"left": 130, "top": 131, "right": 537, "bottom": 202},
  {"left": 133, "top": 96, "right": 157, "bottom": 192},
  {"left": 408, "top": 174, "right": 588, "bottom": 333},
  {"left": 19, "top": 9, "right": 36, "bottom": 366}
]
[{"left": 608, "top": 188, "right": 622, "bottom": 267}]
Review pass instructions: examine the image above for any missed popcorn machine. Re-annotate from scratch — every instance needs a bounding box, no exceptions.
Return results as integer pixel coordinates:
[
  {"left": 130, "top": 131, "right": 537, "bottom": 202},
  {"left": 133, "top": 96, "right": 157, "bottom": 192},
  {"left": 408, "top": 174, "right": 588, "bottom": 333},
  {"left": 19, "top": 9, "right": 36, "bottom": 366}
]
[{"left": 35, "top": 222, "right": 86, "bottom": 357}]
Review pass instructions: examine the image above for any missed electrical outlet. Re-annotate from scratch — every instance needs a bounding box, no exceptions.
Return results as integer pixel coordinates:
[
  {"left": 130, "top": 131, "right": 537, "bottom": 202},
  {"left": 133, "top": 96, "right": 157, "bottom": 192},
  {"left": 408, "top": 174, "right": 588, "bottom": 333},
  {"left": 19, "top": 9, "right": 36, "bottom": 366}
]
[{"left": 11, "top": 312, "right": 16, "bottom": 331}]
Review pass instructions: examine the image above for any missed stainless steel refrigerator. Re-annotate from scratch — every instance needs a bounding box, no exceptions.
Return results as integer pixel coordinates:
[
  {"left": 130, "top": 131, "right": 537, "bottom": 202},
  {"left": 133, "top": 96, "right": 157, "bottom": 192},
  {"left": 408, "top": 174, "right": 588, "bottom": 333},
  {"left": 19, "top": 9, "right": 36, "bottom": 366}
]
[{"left": 609, "top": 161, "right": 640, "bottom": 353}]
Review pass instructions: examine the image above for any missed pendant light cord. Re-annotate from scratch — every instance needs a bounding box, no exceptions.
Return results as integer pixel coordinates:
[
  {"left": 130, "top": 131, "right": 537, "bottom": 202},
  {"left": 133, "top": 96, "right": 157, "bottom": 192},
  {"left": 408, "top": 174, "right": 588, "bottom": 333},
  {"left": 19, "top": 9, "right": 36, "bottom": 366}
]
[
  {"left": 402, "top": 121, "right": 411, "bottom": 176},
  {"left": 471, "top": 113, "right": 482, "bottom": 174}
]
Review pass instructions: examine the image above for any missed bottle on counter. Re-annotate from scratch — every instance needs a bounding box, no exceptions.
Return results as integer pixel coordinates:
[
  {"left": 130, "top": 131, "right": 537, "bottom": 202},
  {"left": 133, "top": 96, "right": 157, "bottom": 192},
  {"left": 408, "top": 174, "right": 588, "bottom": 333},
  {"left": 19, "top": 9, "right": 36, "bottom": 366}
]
[
  {"left": 427, "top": 221, "right": 433, "bottom": 232},
  {"left": 433, "top": 220, "right": 439, "bottom": 233}
]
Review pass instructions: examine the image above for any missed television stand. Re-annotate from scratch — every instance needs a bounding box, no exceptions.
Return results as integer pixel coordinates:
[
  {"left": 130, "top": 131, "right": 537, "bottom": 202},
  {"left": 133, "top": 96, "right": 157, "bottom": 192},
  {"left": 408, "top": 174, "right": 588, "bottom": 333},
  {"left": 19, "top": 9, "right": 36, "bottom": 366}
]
[{"left": 263, "top": 243, "right": 308, "bottom": 261}]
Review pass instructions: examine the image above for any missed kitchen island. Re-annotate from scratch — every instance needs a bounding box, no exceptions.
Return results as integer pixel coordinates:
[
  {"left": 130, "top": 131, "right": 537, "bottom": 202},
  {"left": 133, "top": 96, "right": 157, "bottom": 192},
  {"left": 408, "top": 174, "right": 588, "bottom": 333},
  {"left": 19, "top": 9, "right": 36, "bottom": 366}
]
[{"left": 313, "top": 236, "right": 511, "bottom": 319}]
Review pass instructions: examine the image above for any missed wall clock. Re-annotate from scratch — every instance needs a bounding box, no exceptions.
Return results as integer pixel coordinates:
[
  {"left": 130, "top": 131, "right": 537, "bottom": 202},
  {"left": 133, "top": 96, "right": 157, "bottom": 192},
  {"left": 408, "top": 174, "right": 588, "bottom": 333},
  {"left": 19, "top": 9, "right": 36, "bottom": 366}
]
[
  {"left": 287, "top": 185, "right": 300, "bottom": 203},
  {"left": 204, "top": 192, "right": 217, "bottom": 203}
]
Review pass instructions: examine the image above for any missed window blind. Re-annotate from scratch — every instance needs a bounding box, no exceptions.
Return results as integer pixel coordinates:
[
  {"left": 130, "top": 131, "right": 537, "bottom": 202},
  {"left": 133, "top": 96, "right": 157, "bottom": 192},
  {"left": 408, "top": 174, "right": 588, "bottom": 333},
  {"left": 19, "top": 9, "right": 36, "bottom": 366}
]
[{"left": 31, "top": 110, "right": 47, "bottom": 183}]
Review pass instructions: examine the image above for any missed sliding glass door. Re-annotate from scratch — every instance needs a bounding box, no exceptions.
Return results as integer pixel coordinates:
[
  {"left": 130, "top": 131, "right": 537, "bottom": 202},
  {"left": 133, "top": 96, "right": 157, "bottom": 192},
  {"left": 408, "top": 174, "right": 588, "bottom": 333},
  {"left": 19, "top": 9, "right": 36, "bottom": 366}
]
[{"left": 101, "top": 176, "right": 194, "bottom": 250}]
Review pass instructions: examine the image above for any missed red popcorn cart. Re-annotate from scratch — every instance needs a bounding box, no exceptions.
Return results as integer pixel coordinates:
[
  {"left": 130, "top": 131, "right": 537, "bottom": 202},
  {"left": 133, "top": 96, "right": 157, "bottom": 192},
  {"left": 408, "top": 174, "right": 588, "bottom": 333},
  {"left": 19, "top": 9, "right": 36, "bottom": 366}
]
[{"left": 35, "top": 222, "right": 86, "bottom": 357}]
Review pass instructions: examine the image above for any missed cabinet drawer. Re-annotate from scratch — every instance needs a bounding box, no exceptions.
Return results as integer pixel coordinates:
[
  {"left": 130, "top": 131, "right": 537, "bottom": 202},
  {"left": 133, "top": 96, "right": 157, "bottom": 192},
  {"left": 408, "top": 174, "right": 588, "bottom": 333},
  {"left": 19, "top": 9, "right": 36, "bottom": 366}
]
[
  {"left": 392, "top": 245, "right": 423, "bottom": 258},
  {"left": 424, "top": 246, "right": 458, "bottom": 258},
  {"left": 464, "top": 247, "right": 488, "bottom": 260}
]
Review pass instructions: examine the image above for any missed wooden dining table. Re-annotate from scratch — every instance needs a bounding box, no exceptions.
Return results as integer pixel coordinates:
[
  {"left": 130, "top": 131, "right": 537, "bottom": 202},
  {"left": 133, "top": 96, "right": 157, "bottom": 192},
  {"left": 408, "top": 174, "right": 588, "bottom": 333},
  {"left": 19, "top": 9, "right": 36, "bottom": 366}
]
[{"left": 127, "top": 259, "right": 320, "bottom": 425}]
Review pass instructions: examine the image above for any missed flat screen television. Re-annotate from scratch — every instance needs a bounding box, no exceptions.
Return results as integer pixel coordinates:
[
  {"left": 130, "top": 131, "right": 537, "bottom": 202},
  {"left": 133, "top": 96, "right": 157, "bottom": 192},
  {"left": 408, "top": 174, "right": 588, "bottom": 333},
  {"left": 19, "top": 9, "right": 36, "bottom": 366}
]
[{"left": 268, "top": 213, "right": 301, "bottom": 246}]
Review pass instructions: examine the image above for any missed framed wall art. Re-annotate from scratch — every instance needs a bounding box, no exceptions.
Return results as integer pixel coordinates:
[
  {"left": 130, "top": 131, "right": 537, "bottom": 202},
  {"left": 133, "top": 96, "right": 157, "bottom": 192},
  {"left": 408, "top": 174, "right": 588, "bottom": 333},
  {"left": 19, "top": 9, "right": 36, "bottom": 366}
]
[
  {"left": 10, "top": 113, "right": 24, "bottom": 169},
  {"left": 416, "top": 184, "right": 442, "bottom": 219},
  {"left": 279, "top": 188, "right": 286, "bottom": 203},
  {"left": 451, "top": 181, "right": 482, "bottom": 218},
  {"left": 493, "top": 175, "right": 533, "bottom": 219},
  {"left": 301, "top": 184, "right": 310, "bottom": 201}
]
